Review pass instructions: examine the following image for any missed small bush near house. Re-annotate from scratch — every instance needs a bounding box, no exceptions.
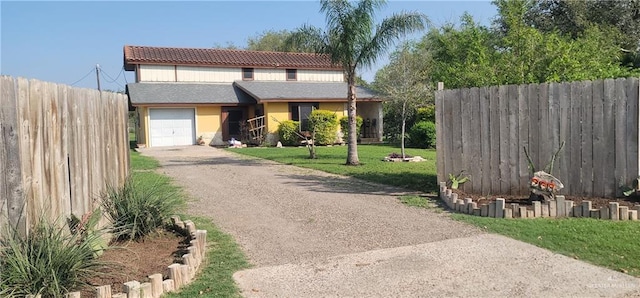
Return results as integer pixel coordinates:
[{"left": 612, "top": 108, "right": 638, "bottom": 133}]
[
  {"left": 309, "top": 110, "right": 339, "bottom": 145},
  {"left": 0, "top": 215, "right": 108, "bottom": 297},
  {"left": 277, "top": 120, "right": 300, "bottom": 146},
  {"left": 409, "top": 121, "right": 436, "bottom": 149},
  {"left": 101, "top": 177, "right": 184, "bottom": 241},
  {"left": 339, "top": 115, "right": 363, "bottom": 140}
]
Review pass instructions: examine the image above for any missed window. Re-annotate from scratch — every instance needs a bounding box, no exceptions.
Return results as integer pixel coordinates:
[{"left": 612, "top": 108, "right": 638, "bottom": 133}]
[
  {"left": 286, "top": 69, "right": 297, "bottom": 81},
  {"left": 242, "top": 68, "right": 254, "bottom": 80},
  {"left": 290, "top": 103, "right": 319, "bottom": 131}
]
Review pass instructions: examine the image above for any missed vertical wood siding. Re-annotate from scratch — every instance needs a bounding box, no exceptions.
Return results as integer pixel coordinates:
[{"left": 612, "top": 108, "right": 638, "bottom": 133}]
[
  {"left": 176, "top": 66, "right": 241, "bottom": 82},
  {"left": 139, "top": 65, "right": 176, "bottom": 81},
  {"left": 140, "top": 65, "right": 344, "bottom": 83}
]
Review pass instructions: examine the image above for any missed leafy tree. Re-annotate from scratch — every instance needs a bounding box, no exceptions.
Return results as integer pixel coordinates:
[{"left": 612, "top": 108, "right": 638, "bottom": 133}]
[
  {"left": 421, "top": 14, "right": 500, "bottom": 88},
  {"left": 212, "top": 41, "right": 240, "bottom": 49},
  {"left": 247, "top": 29, "right": 317, "bottom": 52},
  {"left": 523, "top": 0, "right": 640, "bottom": 53},
  {"left": 421, "top": 1, "right": 639, "bottom": 89},
  {"left": 373, "top": 42, "right": 431, "bottom": 158},
  {"left": 493, "top": 0, "right": 636, "bottom": 83},
  {"left": 288, "top": 0, "right": 428, "bottom": 165}
]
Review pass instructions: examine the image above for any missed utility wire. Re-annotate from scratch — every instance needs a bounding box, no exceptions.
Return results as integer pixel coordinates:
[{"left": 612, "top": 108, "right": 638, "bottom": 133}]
[
  {"left": 100, "top": 71, "right": 125, "bottom": 90},
  {"left": 69, "top": 67, "right": 96, "bottom": 86},
  {"left": 101, "top": 66, "right": 124, "bottom": 83}
]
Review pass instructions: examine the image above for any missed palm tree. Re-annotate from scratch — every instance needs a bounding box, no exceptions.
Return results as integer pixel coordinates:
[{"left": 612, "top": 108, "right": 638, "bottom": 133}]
[{"left": 288, "top": 0, "right": 428, "bottom": 165}]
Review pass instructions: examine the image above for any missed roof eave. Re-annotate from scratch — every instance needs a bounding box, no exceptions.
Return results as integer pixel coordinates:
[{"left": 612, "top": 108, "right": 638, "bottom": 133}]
[{"left": 123, "top": 60, "right": 342, "bottom": 71}]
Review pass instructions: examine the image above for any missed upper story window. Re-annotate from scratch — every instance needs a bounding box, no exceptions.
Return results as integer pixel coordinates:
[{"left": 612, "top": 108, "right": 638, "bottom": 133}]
[
  {"left": 286, "top": 69, "right": 297, "bottom": 81},
  {"left": 242, "top": 68, "right": 254, "bottom": 80}
]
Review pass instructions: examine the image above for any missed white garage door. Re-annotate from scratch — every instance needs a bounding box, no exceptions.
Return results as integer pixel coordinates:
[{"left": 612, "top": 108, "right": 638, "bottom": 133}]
[{"left": 149, "top": 108, "right": 195, "bottom": 147}]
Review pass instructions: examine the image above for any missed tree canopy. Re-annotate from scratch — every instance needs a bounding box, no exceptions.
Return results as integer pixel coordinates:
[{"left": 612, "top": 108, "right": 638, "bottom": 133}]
[
  {"left": 246, "top": 29, "right": 316, "bottom": 52},
  {"left": 415, "top": 0, "right": 639, "bottom": 89}
]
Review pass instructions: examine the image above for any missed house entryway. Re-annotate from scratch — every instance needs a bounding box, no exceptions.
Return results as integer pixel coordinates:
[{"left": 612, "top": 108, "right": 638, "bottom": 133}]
[{"left": 222, "top": 107, "right": 247, "bottom": 141}]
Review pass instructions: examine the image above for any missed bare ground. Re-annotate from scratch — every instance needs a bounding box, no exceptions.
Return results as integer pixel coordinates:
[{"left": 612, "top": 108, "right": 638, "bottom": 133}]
[{"left": 140, "top": 146, "right": 640, "bottom": 298}]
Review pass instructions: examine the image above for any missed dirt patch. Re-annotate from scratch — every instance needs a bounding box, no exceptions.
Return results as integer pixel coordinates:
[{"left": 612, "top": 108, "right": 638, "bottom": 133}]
[
  {"left": 452, "top": 189, "right": 640, "bottom": 210},
  {"left": 82, "top": 230, "right": 187, "bottom": 295}
]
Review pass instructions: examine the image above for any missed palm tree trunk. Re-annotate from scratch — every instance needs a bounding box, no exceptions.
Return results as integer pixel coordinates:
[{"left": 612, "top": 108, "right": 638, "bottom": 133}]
[{"left": 346, "top": 75, "right": 359, "bottom": 165}]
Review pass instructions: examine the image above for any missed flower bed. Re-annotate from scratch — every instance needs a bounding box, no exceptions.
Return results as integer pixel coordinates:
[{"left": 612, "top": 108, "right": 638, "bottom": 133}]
[
  {"left": 439, "top": 182, "right": 640, "bottom": 220},
  {"left": 43, "top": 216, "right": 208, "bottom": 298}
]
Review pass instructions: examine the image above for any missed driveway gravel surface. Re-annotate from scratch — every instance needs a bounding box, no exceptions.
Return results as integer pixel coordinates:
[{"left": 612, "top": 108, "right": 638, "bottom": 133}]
[{"left": 140, "top": 146, "right": 640, "bottom": 298}]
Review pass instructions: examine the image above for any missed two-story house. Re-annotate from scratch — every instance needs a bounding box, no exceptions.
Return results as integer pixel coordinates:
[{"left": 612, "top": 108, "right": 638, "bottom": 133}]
[{"left": 124, "top": 45, "right": 383, "bottom": 147}]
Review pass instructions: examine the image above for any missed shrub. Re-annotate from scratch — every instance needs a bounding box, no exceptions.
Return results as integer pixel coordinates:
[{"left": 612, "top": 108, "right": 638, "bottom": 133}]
[
  {"left": 0, "top": 215, "right": 108, "bottom": 297},
  {"left": 101, "top": 177, "right": 184, "bottom": 241},
  {"left": 277, "top": 120, "right": 300, "bottom": 146},
  {"left": 415, "top": 105, "right": 435, "bottom": 123},
  {"left": 409, "top": 121, "right": 436, "bottom": 149},
  {"left": 339, "top": 115, "right": 363, "bottom": 140},
  {"left": 308, "top": 110, "right": 339, "bottom": 145}
]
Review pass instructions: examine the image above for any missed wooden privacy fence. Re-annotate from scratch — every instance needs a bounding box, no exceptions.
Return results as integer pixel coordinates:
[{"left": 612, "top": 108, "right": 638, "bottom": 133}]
[
  {"left": 0, "top": 76, "right": 130, "bottom": 234},
  {"left": 435, "top": 78, "right": 639, "bottom": 198}
]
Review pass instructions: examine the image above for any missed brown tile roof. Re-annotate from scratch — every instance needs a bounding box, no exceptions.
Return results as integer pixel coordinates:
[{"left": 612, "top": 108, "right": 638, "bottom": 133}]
[{"left": 123, "top": 45, "right": 342, "bottom": 71}]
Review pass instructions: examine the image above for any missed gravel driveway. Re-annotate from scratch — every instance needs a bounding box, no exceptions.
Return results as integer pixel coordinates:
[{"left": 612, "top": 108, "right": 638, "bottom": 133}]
[{"left": 141, "top": 146, "right": 640, "bottom": 297}]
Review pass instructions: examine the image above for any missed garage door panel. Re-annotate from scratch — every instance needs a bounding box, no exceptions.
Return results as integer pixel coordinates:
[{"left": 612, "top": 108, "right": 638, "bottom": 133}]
[{"left": 149, "top": 108, "right": 195, "bottom": 147}]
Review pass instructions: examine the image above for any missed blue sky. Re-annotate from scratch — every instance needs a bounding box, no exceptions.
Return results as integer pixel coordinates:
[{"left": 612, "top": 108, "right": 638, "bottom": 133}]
[{"left": 1, "top": 1, "right": 497, "bottom": 91}]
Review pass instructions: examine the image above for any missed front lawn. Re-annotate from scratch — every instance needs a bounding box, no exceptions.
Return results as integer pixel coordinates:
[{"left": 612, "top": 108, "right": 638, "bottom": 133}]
[{"left": 226, "top": 145, "right": 438, "bottom": 193}]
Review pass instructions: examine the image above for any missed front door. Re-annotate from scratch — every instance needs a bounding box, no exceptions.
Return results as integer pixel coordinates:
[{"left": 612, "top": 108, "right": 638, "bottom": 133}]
[{"left": 222, "top": 107, "right": 247, "bottom": 141}]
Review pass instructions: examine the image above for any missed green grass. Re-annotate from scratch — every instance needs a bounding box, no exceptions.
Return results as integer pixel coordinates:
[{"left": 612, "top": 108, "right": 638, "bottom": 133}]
[
  {"left": 227, "top": 144, "right": 439, "bottom": 193},
  {"left": 164, "top": 216, "right": 250, "bottom": 298},
  {"left": 399, "top": 195, "right": 441, "bottom": 212},
  {"left": 452, "top": 214, "right": 640, "bottom": 277},
  {"left": 130, "top": 149, "right": 249, "bottom": 297}
]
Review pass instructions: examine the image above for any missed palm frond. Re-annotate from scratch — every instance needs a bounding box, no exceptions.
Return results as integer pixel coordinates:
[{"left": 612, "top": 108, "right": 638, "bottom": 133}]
[
  {"left": 286, "top": 25, "right": 328, "bottom": 54},
  {"left": 357, "top": 12, "right": 429, "bottom": 70}
]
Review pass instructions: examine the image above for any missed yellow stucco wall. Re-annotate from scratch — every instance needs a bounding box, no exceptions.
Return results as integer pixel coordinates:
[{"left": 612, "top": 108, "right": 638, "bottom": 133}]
[
  {"left": 196, "top": 106, "right": 222, "bottom": 145},
  {"left": 196, "top": 106, "right": 221, "bottom": 135},
  {"left": 138, "top": 107, "right": 148, "bottom": 146},
  {"left": 319, "top": 102, "right": 346, "bottom": 117},
  {"left": 264, "top": 102, "right": 290, "bottom": 133}
]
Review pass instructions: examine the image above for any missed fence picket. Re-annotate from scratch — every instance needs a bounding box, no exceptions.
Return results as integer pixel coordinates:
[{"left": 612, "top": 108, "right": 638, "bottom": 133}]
[
  {"left": 626, "top": 78, "right": 639, "bottom": 188},
  {"left": 614, "top": 78, "right": 629, "bottom": 196},
  {"left": 591, "top": 80, "right": 605, "bottom": 197},
  {"left": 0, "top": 77, "right": 129, "bottom": 233},
  {"left": 437, "top": 78, "right": 639, "bottom": 198},
  {"left": 479, "top": 87, "right": 491, "bottom": 194},
  {"left": 580, "top": 81, "right": 594, "bottom": 196},
  {"left": 517, "top": 84, "right": 530, "bottom": 193},
  {"left": 507, "top": 84, "right": 519, "bottom": 194}
]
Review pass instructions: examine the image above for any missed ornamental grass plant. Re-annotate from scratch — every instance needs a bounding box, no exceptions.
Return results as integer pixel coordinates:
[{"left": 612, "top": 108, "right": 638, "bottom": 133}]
[
  {"left": 101, "top": 177, "right": 185, "bottom": 241},
  {"left": 0, "top": 214, "right": 109, "bottom": 297}
]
